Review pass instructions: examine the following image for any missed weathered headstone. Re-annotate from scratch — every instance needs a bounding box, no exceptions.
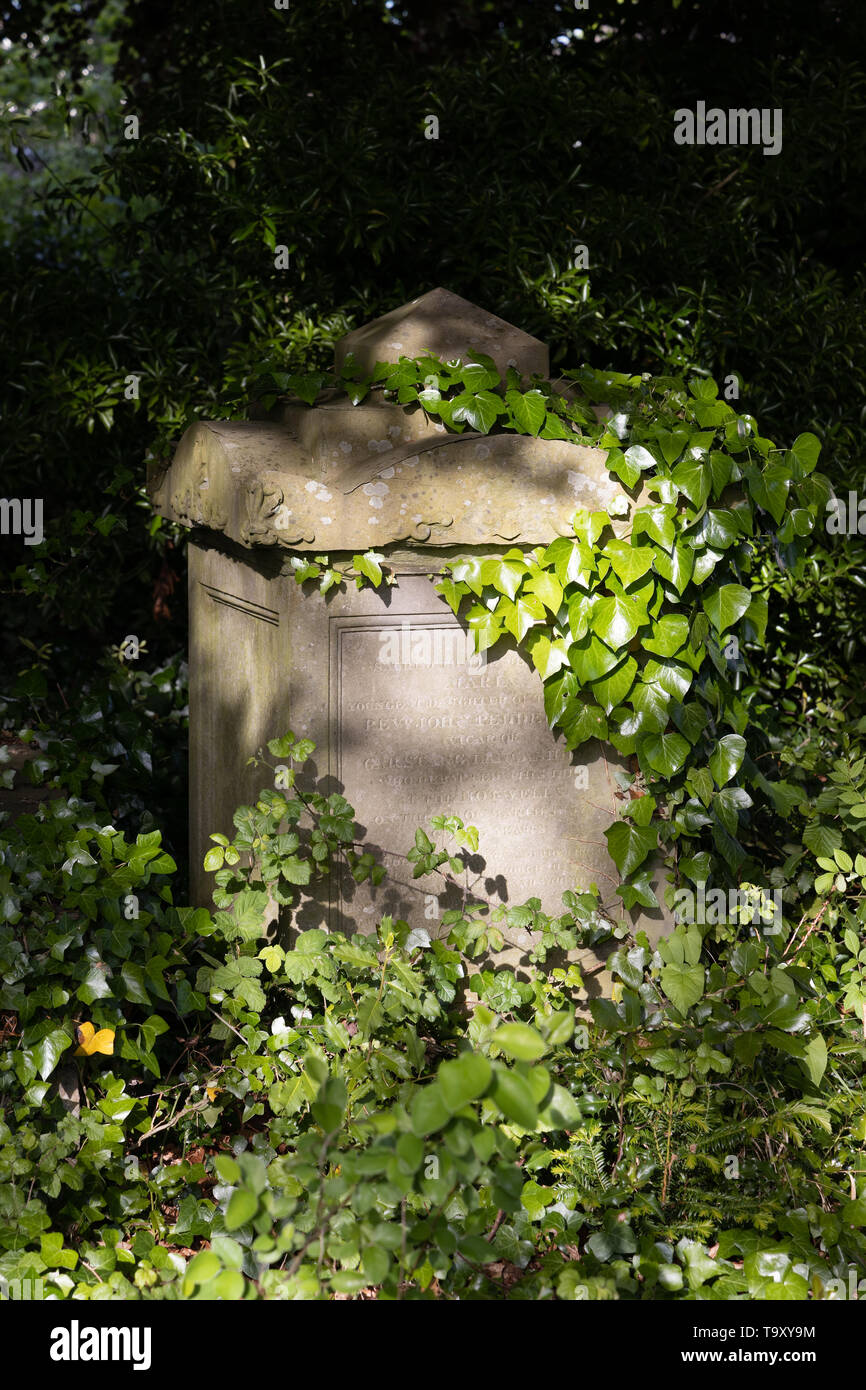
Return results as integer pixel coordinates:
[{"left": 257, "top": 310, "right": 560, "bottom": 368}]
[{"left": 148, "top": 289, "right": 672, "bottom": 995}]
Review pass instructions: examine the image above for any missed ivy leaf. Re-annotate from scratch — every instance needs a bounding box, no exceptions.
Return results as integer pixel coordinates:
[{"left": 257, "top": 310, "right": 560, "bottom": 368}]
[
  {"left": 460, "top": 357, "right": 500, "bottom": 391},
  {"left": 570, "top": 632, "right": 620, "bottom": 683},
  {"left": 702, "top": 583, "right": 752, "bottom": 635},
  {"left": 481, "top": 555, "right": 527, "bottom": 600},
  {"left": 540, "top": 411, "right": 574, "bottom": 441},
  {"left": 653, "top": 542, "right": 694, "bottom": 595},
  {"left": 524, "top": 568, "right": 563, "bottom": 613},
  {"left": 672, "top": 457, "right": 711, "bottom": 511},
  {"left": 559, "top": 697, "right": 608, "bottom": 749},
  {"left": 602, "top": 539, "right": 654, "bottom": 589},
  {"left": 616, "top": 872, "right": 659, "bottom": 910},
  {"left": 353, "top": 550, "right": 385, "bottom": 587},
  {"left": 632, "top": 504, "right": 676, "bottom": 550},
  {"left": 605, "top": 448, "right": 640, "bottom": 489},
  {"left": 637, "top": 731, "right": 690, "bottom": 778},
  {"left": 605, "top": 820, "right": 658, "bottom": 878},
  {"left": 709, "top": 734, "right": 746, "bottom": 788},
  {"left": 593, "top": 593, "right": 646, "bottom": 650},
  {"left": 541, "top": 537, "right": 593, "bottom": 586},
  {"left": 437, "top": 576, "right": 468, "bottom": 613},
  {"left": 451, "top": 390, "right": 504, "bottom": 434},
  {"left": 654, "top": 427, "right": 690, "bottom": 465},
  {"left": 591, "top": 656, "right": 638, "bottom": 715},
  {"left": 34, "top": 1028, "right": 73, "bottom": 1080},
  {"left": 642, "top": 613, "right": 689, "bottom": 658},
  {"left": 743, "top": 1251, "right": 809, "bottom": 1301},
  {"left": 688, "top": 376, "right": 719, "bottom": 401},
  {"left": 528, "top": 633, "right": 570, "bottom": 680},
  {"left": 660, "top": 962, "right": 704, "bottom": 1014},
  {"left": 623, "top": 444, "right": 658, "bottom": 473},
  {"left": 696, "top": 508, "right": 741, "bottom": 550},
  {"left": 505, "top": 389, "right": 547, "bottom": 436},
  {"left": 788, "top": 432, "right": 822, "bottom": 475},
  {"left": 501, "top": 595, "right": 546, "bottom": 642},
  {"left": 466, "top": 605, "right": 505, "bottom": 653}
]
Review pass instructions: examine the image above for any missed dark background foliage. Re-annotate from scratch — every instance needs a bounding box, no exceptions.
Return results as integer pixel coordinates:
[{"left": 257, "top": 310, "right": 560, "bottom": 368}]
[{"left": 1, "top": 0, "right": 864, "bottom": 867}]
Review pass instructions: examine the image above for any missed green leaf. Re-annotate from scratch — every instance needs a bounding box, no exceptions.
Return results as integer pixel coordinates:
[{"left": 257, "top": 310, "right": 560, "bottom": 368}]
[
  {"left": 493, "top": 1023, "right": 547, "bottom": 1062},
  {"left": 570, "top": 632, "right": 620, "bottom": 683},
  {"left": 606, "top": 448, "right": 640, "bottom": 489},
  {"left": 623, "top": 444, "right": 658, "bottom": 473},
  {"left": 593, "top": 593, "right": 646, "bottom": 650},
  {"left": 459, "top": 357, "right": 500, "bottom": 391},
  {"left": 437, "top": 1053, "right": 492, "bottom": 1111},
  {"left": 281, "top": 857, "right": 313, "bottom": 886},
  {"left": 800, "top": 1033, "right": 827, "bottom": 1087},
  {"left": 331, "top": 1270, "right": 369, "bottom": 1295},
  {"left": 702, "top": 583, "right": 752, "bottom": 635},
  {"left": 411, "top": 1083, "right": 451, "bottom": 1136},
  {"left": 506, "top": 388, "right": 547, "bottom": 436},
  {"left": 788, "top": 432, "right": 821, "bottom": 474},
  {"left": 632, "top": 504, "right": 676, "bottom": 550},
  {"left": 637, "top": 731, "right": 689, "bottom": 778},
  {"left": 214, "top": 1154, "right": 241, "bottom": 1184},
  {"left": 528, "top": 633, "right": 570, "bottom": 680},
  {"left": 602, "top": 539, "right": 654, "bottom": 589},
  {"left": 744, "top": 1251, "right": 809, "bottom": 1300},
  {"left": 709, "top": 734, "right": 746, "bottom": 788},
  {"left": 653, "top": 542, "right": 694, "bottom": 595},
  {"left": 451, "top": 389, "right": 504, "bottom": 434},
  {"left": 642, "top": 614, "right": 690, "bottom": 658},
  {"left": 312, "top": 1075, "right": 348, "bottom": 1131},
  {"left": 605, "top": 820, "right": 658, "bottom": 877},
  {"left": 803, "top": 823, "right": 843, "bottom": 858},
  {"left": 688, "top": 376, "right": 719, "bottom": 401},
  {"left": 672, "top": 457, "right": 711, "bottom": 510},
  {"left": 591, "top": 656, "right": 637, "bottom": 715},
  {"left": 492, "top": 1067, "right": 539, "bottom": 1130},
  {"left": 524, "top": 568, "right": 563, "bottom": 613},
  {"left": 34, "top": 1028, "right": 72, "bottom": 1081},
  {"left": 353, "top": 550, "right": 385, "bottom": 586},
  {"left": 225, "top": 1188, "right": 258, "bottom": 1231},
  {"left": 660, "top": 962, "right": 705, "bottom": 1014}
]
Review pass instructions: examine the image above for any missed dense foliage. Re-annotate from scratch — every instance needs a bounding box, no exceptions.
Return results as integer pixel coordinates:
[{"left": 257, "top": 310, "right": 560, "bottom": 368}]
[{"left": 1, "top": 0, "right": 865, "bottom": 1301}]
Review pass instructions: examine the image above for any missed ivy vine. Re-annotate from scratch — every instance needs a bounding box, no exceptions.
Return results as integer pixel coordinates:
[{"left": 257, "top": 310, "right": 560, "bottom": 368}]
[{"left": 285, "top": 349, "right": 830, "bottom": 935}]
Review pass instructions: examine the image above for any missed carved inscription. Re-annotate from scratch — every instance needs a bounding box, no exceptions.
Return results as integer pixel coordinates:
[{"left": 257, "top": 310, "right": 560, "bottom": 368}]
[{"left": 331, "top": 615, "right": 618, "bottom": 933}]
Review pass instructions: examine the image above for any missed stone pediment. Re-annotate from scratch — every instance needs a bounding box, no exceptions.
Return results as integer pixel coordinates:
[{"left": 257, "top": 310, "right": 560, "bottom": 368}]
[
  {"left": 333, "top": 287, "right": 549, "bottom": 381},
  {"left": 148, "top": 400, "right": 627, "bottom": 551},
  {"left": 147, "top": 290, "right": 630, "bottom": 551}
]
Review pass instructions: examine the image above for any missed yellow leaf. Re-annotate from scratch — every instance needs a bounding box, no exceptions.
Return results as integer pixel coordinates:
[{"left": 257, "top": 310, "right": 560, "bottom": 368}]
[
  {"left": 74, "top": 1021, "right": 115, "bottom": 1057},
  {"left": 205, "top": 1085, "right": 220, "bottom": 1102}
]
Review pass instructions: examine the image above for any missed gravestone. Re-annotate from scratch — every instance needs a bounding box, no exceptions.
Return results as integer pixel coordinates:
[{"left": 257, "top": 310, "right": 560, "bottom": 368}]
[{"left": 148, "top": 289, "right": 672, "bottom": 996}]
